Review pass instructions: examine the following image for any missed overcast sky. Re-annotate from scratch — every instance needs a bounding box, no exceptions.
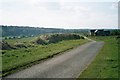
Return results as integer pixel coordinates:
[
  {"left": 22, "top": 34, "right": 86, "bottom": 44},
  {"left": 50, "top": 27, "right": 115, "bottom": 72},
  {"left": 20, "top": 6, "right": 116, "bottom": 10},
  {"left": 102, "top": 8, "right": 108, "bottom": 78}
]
[{"left": 0, "top": 0, "right": 119, "bottom": 29}]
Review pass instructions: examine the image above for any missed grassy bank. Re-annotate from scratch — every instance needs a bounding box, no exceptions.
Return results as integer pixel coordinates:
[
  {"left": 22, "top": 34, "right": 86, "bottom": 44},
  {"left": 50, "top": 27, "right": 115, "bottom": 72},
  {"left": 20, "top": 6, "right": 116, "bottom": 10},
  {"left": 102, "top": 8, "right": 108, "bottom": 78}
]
[
  {"left": 2, "top": 37, "right": 88, "bottom": 76},
  {"left": 79, "top": 36, "right": 118, "bottom": 78}
]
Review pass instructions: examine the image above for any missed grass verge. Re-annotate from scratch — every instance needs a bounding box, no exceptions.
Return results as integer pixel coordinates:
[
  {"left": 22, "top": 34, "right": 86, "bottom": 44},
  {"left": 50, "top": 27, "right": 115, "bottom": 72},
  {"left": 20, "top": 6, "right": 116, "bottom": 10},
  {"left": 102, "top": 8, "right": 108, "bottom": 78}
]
[{"left": 79, "top": 36, "right": 118, "bottom": 78}]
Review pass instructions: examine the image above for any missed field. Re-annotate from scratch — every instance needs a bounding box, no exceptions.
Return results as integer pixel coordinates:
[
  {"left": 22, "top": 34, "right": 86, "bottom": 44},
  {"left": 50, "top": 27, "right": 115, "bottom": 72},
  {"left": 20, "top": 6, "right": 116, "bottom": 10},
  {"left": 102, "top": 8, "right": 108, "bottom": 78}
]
[
  {"left": 79, "top": 36, "right": 118, "bottom": 78},
  {"left": 2, "top": 36, "right": 88, "bottom": 76},
  {"left": 4, "top": 36, "right": 38, "bottom": 47}
]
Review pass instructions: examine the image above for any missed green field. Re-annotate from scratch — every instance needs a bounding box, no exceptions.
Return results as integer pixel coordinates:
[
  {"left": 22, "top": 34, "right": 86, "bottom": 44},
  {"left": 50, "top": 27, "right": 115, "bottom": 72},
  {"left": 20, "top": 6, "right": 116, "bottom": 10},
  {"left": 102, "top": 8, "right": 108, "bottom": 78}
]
[
  {"left": 79, "top": 36, "right": 118, "bottom": 78},
  {"left": 2, "top": 36, "right": 88, "bottom": 76},
  {"left": 4, "top": 36, "right": 38, "bottom": 47}
]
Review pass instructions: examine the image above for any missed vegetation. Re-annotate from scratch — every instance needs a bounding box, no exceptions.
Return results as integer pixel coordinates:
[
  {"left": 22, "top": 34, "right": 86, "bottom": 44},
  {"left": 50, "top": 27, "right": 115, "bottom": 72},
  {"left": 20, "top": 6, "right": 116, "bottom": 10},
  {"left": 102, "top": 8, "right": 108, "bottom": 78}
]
[
  {"left": 111, "top": 29, "right": 120, "bottom": 36},
  {"left": 2, "top": 25, "right": 119, "bottom": 78},
  {"left": 4, "top": 36, "right": 37, "bottom": 48},
  {"left": 0, "top": 41, "right": 14, "bottom": 50},
  {"left": 1, "top": 34, "right": 88, "bottom": 76},
  {"left": 79, "top": 36, "right": 118, "bottom": 78},
  {"left": 1, "top": 25, "right": 89, "bottom": 37},
  {"left": 33, "top": 34, "right": 84, "bottom": 45},
  {"left": 33, "top": 37, "right": 47, "bottom": 45},
  {"left": 48, "top": 34, "right": 81, "bottom": 43},
  {"left": 32, "top": 33, "right": 82, "bottom": 45},
  {"left": 14, "top": 42, "right": 27, "bottom": 48}
]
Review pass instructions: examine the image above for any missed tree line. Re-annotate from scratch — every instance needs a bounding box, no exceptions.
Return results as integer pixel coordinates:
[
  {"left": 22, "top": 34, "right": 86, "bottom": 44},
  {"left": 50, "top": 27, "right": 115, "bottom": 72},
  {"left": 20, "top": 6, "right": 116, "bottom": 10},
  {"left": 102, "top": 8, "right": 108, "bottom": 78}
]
[{"left": 1, "top": 25, "right": 89, "bottom": 37}]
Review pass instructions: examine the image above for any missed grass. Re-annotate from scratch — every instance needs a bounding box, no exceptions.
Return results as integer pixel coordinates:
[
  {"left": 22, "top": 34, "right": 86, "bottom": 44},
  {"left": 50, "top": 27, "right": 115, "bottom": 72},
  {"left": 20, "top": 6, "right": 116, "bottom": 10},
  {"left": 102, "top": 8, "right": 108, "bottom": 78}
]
[
  {"left": 4, "top": 36, "right": 37, "bottom": 47},
  {"left": 2, "top": 37, "right": 88, "bottom": 76},
  {"left": 79, "top": 36, "right": 118, "bottom": 78},
  {"left": 0, "top": 52, "right": 2, "bottom": 76}
]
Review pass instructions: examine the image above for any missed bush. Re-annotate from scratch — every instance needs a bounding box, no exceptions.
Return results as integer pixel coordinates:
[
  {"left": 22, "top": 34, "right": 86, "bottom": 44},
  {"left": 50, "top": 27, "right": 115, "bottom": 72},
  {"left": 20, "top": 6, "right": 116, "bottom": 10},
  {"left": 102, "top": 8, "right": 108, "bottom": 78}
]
[
  {"left": 111, "top": 30, "right": 120, "bottom": 35},
  {"left": 0, "top": 41, "right": 14, "bottom": 50},
  {"left": 14, "top": 42, "right": 27, "bottom": 48},
  {"left": 48, "top": 34, "right": 81, "bottom": 43},
  {"left": 4, "top": 37, "right": 7, "bottom": 40},
  {"left": 49, "top": 34, "right": 62, "bottom": 43},
  {"left": 80, "top": 36, "right": 85, "bottom": 39},
  {"left": 33, "top": 37, "right": 47, "bottom": 45},
  {"left": 32, "top": 34, "right": 81, "bottom": 45}
]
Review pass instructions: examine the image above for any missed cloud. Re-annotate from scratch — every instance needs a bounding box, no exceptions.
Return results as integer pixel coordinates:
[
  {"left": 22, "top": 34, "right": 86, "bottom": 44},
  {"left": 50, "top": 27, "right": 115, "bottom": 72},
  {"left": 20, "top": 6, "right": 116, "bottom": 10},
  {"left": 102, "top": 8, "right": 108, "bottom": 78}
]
[{"left": 0, "top": 1, "right": 118, "bottom": 29}]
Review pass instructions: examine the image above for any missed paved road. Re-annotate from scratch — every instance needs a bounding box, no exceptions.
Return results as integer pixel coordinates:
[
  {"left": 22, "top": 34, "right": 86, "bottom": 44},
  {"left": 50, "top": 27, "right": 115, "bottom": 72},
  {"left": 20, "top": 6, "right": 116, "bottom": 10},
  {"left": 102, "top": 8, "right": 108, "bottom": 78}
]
[{"left": 5, "top": 41, "right": 104, "bottom": 78}]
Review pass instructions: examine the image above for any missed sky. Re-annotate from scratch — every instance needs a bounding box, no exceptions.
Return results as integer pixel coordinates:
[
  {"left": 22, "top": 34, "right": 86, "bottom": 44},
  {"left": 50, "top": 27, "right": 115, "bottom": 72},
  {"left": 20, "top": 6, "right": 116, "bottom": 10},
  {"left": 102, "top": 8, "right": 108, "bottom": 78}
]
[{"left": 0, "top": 0, "right": 119, "bottom": 29}]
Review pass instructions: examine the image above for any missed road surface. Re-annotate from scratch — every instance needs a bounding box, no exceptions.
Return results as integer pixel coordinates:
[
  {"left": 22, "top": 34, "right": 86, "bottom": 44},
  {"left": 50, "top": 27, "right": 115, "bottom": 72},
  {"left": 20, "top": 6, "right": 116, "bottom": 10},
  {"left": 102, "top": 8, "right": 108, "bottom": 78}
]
[{"left": 5, "top": 41, "right": 104, "bottom": 78}]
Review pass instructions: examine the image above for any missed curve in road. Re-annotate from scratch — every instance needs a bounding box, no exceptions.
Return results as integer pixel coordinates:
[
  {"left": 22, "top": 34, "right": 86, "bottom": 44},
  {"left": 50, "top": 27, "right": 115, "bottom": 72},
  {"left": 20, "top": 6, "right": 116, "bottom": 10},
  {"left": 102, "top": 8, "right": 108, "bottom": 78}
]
[{"left": 5, "top": 41, "right": 104, "bottom": 78}]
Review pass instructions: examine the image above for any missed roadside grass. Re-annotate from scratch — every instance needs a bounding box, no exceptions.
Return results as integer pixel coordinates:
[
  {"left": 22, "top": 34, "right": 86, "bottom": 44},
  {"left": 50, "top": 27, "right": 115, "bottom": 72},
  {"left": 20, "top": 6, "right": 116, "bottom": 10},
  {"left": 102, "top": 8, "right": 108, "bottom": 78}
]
[
  {"left": 79, "top": 36, "right": 118, "bottom": 78},
  {"left": 2, "top": 38, "right": 88, "bottom": 76},
  {"left": 0, "top": 52, "right": 2, "bottom": 76}
]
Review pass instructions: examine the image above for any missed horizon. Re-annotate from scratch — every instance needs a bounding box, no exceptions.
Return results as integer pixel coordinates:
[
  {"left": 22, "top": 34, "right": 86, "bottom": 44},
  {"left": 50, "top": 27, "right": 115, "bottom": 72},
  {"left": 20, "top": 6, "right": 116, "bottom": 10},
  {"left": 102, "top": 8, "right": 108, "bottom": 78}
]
[
  {"left": 1, "top": 25, "right": 119, "bottom": 29},
  {"left": 0, "top": 0, "right": 119, "bottom": 29}
]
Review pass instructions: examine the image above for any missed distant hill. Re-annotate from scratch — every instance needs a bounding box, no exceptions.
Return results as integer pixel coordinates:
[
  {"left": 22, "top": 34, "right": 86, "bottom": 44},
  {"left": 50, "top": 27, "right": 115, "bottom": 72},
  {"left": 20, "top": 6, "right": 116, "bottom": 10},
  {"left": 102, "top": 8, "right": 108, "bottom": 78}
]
[
  {"left": 1, "top": 25, "right": 89, "bottom": 37},
  {"left": 1, "top": 25, "right": 119, "bottom": 37}
]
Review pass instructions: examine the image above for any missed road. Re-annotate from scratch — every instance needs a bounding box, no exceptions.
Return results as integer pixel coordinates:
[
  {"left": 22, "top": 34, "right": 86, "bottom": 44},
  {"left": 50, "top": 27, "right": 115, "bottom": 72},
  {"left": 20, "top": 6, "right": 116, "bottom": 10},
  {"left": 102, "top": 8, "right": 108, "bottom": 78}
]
[{"left": 5, "top": 41, "right": 104, "bottom": 78}]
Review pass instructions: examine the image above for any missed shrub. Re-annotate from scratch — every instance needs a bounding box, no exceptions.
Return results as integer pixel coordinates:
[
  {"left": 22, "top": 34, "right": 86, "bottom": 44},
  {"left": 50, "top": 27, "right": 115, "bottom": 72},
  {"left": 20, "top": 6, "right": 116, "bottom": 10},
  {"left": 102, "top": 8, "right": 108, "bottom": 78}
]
[
  {"left": 33, "top": 37, "right": 47, "bottom": 45},
  {"left": 0, "top": 41, "right": 14, "bottom": 50},
  {"left": 4, "top": 37, "right": 7, "bottom": 40},
  {"left": 49, "top": 34, "right": 62, "bottom": 43},
  {"left": 14, "top": 42, "right": 27, "bottom": 48},
  {"left": 48, "top": 34, "right": 81, "bottom": 43},
  {"left": 32, "top": 34, "right": 81, "bottom": 45},
  {"left": 80, "top": 36, "right": 85, "bottom": 39}
]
